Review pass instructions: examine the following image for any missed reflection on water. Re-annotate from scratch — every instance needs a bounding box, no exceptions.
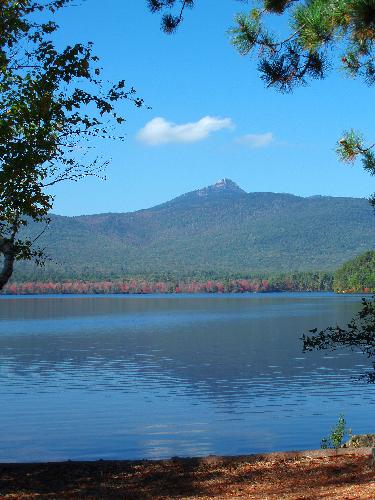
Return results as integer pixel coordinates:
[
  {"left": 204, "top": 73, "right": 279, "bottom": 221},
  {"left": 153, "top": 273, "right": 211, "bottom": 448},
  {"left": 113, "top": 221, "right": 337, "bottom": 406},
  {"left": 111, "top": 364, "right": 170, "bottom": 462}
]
[{"left": 0, "top": 293, "right": 373, "bottom": 462}]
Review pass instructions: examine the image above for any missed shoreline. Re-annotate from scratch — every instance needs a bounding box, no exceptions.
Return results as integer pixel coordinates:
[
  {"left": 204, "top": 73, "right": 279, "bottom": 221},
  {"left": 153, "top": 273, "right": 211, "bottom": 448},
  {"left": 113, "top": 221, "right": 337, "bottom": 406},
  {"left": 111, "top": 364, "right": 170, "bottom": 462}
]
[
  {"left": 0, "top": 290, "right": 353, "bottom": 297},
  {"left": 1, "top": 273, "right": 336, "bottom": 295},
  {"left": 2, "top": 287, "right": 373, "bottom": 297},
  {"left": 1, "top": 288, "right": 335, "bottom": 296},
  {"left": 0, "top": 448, "right": 373, "bottom": 499},
  {"left": 0, "top": 291, "right": 336, "bottom": 296}
]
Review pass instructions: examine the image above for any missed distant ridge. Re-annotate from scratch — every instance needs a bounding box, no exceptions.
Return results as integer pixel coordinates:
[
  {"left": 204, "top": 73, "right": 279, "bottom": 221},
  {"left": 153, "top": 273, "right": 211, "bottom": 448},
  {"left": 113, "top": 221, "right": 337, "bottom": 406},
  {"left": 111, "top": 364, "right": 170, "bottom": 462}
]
[{"left": 14, "top": 180, "right": 375, "bottom": 281}]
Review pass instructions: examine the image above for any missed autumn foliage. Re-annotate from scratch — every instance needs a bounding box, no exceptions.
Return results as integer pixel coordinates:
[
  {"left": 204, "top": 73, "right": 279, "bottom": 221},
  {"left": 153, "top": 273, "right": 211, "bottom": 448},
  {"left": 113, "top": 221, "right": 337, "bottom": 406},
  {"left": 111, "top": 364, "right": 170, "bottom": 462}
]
[{"left": 2, "top": 274, "right": 332, "bottom": 295}]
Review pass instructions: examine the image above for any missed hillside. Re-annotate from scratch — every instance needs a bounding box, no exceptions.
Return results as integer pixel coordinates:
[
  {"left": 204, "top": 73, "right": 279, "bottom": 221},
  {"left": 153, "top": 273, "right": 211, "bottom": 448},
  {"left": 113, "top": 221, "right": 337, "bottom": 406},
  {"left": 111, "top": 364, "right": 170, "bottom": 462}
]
[
  {"left": 333, "top": 251, "right": 375, "bottom": 293},
  {"left": 13, "top": 179, "right": 375, "bottom": 281}
]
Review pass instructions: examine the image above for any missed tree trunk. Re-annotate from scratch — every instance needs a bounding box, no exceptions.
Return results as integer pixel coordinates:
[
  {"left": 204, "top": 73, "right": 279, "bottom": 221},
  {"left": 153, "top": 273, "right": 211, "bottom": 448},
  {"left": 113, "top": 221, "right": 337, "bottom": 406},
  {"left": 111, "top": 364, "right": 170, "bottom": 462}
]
[{"left": 0, "top": 239, "right": 15, "bottom": 291}]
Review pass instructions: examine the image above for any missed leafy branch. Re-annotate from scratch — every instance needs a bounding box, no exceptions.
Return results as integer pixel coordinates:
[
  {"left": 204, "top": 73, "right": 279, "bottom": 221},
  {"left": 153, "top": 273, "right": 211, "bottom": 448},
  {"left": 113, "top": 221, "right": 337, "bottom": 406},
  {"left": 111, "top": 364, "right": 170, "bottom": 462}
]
[
  {"left": 147, "top": 0, "right": 195, "bottom": 33},
  {"left": 0, "top": 0, "right": 145, "bottom": 289},
  {"left": 303, "top": 296, "right": 375, "bottom": 382}
]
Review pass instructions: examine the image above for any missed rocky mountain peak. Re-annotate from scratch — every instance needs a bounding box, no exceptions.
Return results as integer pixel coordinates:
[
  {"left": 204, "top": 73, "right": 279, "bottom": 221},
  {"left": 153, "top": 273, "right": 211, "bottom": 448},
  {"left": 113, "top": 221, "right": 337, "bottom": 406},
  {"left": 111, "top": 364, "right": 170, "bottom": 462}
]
[
  {"left": 197, "top": 178, "right": 245, "bottom": 197},
  {"left": 214, "top": 178, "right": 243, "bottom": 190}
]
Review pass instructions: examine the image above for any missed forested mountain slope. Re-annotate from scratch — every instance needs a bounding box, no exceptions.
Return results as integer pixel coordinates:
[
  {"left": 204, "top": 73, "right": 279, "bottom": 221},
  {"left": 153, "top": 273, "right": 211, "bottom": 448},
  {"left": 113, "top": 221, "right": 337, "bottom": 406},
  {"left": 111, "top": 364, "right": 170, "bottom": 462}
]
[{"left": 13, "top": 179, "right": 375, "bottom": 281}]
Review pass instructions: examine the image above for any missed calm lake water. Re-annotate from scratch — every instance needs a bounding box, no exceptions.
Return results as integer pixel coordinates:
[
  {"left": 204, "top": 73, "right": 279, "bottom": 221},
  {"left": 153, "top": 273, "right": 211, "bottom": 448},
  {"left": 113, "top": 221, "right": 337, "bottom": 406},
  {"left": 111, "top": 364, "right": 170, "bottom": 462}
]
[{"left": 0, "top": 292, "right": 374, "bottom": 462}]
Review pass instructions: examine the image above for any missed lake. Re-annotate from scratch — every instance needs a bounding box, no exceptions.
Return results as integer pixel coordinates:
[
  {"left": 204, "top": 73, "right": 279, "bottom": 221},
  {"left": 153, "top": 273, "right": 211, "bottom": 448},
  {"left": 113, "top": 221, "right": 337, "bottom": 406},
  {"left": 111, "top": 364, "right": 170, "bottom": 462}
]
[{"left": 0, "top": 292, "right": 373, "bottom": 462}]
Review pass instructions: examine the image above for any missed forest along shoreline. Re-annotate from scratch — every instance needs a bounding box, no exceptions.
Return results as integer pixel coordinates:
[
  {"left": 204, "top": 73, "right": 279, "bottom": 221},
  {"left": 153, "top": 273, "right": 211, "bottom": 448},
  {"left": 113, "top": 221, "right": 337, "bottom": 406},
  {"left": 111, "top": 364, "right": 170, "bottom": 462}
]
[
  {"left": 4, "top": 251, "right": 374, "bottom": 294},
  {"left": 2, "top": 278, "right": 372, "bottom": 294},
  {"left": 2, "top": 270, "right": 334, "bottom": 295},
  {"left": 0, "top": 448, "right": 373, "bottom": 498}
]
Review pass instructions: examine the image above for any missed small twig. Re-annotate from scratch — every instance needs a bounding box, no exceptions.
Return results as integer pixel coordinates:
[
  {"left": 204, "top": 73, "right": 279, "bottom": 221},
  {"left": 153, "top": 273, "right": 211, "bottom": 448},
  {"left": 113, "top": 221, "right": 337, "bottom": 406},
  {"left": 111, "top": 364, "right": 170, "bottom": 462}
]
[{"left": 32, "top": 224, "right": 49, "bottom": 244}]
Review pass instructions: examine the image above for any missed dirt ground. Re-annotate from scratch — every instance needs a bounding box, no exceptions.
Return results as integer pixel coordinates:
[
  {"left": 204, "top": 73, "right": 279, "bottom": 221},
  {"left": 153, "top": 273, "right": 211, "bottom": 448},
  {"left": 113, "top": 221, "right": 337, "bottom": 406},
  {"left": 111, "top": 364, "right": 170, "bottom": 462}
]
[{"left": 0, "top": 450, "right": 374, "bottom": 499}]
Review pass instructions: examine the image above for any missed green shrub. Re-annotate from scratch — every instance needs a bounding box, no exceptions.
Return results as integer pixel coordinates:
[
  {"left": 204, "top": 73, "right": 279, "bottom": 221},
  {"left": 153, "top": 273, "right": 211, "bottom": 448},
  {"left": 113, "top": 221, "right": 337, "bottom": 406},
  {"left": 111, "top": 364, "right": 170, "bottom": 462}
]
[{"left": 321, "top": 415, "right": 349, "bottom": 449}]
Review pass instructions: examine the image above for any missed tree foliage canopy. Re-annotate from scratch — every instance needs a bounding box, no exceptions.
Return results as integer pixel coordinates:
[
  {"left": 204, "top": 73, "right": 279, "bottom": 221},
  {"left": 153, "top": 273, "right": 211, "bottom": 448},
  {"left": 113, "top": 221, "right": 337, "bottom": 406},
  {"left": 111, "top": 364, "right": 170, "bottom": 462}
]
[
  {"left": 0, "top": 0, "right": 143, "bottom": 289},
  {"left": 333, "top": 250, "right": 375, "bottom": 292}
]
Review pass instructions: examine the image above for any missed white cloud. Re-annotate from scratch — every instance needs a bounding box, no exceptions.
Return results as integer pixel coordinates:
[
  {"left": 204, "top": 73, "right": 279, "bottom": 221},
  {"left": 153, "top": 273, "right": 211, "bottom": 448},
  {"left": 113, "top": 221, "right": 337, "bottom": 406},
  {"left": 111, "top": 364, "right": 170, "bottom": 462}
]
[
  {"left": 137, "top": 116, "right": 234, "bottom": 146},
  {"left": 237, "top": 132, "right": 274, "bottom": 149}
]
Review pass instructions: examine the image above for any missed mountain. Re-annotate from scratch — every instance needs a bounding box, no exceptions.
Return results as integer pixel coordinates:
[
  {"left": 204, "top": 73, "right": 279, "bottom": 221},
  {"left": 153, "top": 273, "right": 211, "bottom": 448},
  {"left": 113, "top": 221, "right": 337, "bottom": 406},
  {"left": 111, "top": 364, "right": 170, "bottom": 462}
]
[{"left": 14, "top": 179, "right": 375, "bottom": 281}]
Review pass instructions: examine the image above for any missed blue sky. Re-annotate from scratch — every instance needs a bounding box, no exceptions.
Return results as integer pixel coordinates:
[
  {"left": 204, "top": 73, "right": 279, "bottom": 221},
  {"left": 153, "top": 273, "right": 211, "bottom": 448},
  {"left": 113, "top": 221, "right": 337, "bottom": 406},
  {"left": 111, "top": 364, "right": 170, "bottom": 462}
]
[{"left": 50, "top": 0, "right": 374, "bottom": 216}]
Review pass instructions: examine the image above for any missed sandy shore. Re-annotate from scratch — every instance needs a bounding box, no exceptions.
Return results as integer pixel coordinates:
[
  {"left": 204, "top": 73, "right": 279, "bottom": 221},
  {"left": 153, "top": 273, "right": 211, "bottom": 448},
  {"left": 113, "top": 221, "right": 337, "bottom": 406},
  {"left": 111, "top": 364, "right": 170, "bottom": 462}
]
[{"left": 0, "top": 448, "right": 373, "bottom": 499}]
